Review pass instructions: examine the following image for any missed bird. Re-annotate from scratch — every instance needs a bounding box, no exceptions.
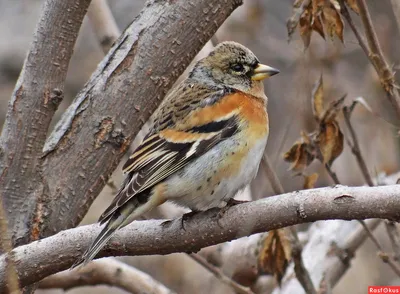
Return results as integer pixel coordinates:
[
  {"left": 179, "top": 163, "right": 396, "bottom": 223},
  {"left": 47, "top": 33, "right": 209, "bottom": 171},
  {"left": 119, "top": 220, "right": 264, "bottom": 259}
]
[{"left": 73, "top": 41, "right": 279, "bottom": 268}]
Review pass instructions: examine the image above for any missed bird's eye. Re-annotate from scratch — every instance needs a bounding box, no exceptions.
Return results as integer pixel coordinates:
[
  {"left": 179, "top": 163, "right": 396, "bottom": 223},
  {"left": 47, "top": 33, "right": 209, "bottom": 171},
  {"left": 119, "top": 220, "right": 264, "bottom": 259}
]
[{"left": 231, "top": 63, "right": 244, "bottom": 72}]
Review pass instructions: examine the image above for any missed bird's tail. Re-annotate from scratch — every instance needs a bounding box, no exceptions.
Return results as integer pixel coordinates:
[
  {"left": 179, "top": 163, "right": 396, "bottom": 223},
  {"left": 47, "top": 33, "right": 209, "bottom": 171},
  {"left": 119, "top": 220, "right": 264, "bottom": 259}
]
[{"left": 71, "top": 192, "right": 152, "bottom": 269}]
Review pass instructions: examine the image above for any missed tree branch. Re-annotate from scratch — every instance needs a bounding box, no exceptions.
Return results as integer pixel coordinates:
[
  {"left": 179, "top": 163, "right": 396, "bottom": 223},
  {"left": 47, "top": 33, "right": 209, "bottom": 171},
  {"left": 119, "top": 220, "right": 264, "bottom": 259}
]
[
  {"left": 2, "top": 184, "right": 400, "bottom": 291},
  {"left": 188, "top": 254, "right": 255, "bottom": 294},
  {"left": 38, "top": 258, "right": 175, "bottom": 294},
  {"left": 0, "top": 0, "right": 92, "bottom": 246},
  {"left": 341, "top": 0, "right": 400, "bottom": 118},
  {"left": 87, "top": 0, "right": 120, "bottom": 53},
  {"left": 343, "top": 104, "right": 374, "bottom": 186},
  {"left": 391, "top": 0, "right": 400, "bottom": 37}
]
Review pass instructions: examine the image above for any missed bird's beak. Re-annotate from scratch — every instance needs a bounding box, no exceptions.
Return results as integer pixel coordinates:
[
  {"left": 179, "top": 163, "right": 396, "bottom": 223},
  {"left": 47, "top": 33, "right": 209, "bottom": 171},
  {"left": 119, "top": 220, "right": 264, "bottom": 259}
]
[{"left": 251, "top": 64, "right": 280, "bottom": 81}]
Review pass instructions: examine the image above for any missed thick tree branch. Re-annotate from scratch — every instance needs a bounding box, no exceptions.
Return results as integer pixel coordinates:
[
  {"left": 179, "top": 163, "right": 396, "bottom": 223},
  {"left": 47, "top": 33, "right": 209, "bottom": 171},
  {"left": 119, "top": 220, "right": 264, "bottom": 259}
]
[
  {"left": 1, "top": 184, "right": 400, "bottom": 291},
  {"left": 0, "top": 0, "right": 92, "bottom": 246},
  {"left": 38, "top": 259, "right": 175, "bottom": 294},
  {"left": 38, "top": 0, "right": 242, "bottom": 240}
]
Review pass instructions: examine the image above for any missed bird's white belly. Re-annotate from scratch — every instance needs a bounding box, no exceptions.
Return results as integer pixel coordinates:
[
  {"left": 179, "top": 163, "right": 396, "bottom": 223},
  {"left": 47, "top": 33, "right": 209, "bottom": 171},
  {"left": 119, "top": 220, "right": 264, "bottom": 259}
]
[{"left": 164, "top": 134, "right": 268, "bottom": 211}]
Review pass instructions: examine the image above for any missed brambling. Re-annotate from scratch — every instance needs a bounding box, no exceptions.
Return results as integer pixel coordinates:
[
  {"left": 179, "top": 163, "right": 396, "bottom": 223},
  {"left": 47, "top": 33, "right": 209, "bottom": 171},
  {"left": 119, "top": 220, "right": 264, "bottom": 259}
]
[{"left": 74, "top": 41, "right": 279, "bottom": 267}]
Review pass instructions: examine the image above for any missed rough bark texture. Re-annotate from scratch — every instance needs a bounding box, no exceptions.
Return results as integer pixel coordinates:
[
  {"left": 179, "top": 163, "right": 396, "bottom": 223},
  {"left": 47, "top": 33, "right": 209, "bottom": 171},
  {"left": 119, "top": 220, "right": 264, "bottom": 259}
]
[
  {"left": 0, "top": 0, "right": 243, "bottom": 245},
  {"left": 0, "top": 0, "right": 92, "bottom": 247},
  {"left": 1, "top": 184, "right": 400, "bottom": 291}
]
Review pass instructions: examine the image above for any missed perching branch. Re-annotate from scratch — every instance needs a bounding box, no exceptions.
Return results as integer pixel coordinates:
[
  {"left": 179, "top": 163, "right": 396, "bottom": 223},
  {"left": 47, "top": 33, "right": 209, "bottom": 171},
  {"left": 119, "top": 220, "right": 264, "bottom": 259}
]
[
  {"left": 38, "top": 258, "right": 176, "bottom": 294},
  {"left": 0, "top": 0, "right": 92, "bottom": 247},
  {"left": 2, "top": 184, "right": 400, "bottom": 291}
]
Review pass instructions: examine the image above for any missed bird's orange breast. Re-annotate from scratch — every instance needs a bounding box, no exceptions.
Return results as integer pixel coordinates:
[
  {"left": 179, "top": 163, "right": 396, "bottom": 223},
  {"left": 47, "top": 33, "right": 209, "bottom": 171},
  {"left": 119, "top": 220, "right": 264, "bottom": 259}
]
[{"left": 179, "top": 92, "right": 269, "bottom": 137}]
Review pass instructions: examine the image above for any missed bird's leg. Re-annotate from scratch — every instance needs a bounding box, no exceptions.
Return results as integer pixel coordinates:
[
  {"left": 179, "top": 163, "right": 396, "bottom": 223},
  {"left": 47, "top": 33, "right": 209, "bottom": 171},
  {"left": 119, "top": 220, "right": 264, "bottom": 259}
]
[
  {"left": 216, "top": 198, "right": 249, "bottom": 227},
  {"left": 180, "top": 210, "right": 200, "bottom": 231},
  {"left": 160, "top": 210, "right": 200, "bottom": 230}
]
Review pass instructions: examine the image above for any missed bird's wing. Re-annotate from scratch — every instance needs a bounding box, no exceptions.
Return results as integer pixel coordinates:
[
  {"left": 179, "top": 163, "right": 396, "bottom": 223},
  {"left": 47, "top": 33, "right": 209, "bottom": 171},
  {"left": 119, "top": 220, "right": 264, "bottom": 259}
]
[{"left": 99, "top": 85, "right": 241, "bottom": 223}]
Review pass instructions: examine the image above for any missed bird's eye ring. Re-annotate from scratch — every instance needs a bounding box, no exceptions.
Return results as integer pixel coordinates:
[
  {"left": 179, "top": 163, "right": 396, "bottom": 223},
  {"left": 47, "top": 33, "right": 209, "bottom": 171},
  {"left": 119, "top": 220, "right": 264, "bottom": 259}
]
[{"left": 231, "top": 63, "right": 244, "bottom": 72}]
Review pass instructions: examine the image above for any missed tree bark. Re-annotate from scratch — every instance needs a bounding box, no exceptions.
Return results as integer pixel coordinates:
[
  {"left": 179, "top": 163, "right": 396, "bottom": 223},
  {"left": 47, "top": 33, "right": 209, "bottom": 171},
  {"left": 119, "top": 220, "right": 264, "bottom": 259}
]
[
  {"left": 0, "top": 0, "right": 92, "bottom": 247},
  {"left": 1, "top": 184, "right": 400, "bottom": 291}
]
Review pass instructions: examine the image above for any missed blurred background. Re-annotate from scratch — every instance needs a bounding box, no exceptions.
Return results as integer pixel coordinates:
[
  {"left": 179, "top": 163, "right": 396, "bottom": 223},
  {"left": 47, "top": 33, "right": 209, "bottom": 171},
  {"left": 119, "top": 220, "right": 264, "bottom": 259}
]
[{"left": 0, "top": 0, "right": 399, "bottom": 293}]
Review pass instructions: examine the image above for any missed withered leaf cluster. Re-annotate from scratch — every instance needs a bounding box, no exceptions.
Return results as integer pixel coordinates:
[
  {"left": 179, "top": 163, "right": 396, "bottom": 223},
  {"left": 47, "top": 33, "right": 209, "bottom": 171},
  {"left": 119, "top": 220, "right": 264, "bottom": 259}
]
[
  {"left": 287, "top": 0, "right": 359, "bottom": 48},
  {"left": 258, "top": 229, "right": 292, "bottom": 284},
  {"left": 284, "top": 76, "right": 344, "bottom": 176}
]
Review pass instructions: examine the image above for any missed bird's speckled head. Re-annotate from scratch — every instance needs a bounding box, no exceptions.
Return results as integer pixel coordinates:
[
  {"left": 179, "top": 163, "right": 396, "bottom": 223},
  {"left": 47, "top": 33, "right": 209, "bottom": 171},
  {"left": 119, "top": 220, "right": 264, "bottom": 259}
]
[{"left": 190, "top": 41, "right": 279, "bottom": 99}]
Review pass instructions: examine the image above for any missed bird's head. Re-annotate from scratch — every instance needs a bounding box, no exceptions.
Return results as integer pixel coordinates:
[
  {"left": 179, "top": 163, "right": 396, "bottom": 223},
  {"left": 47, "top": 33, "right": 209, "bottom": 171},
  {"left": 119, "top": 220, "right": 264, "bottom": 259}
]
[{"left": 191, "top": 41, "right": 279, "bottom": 99}]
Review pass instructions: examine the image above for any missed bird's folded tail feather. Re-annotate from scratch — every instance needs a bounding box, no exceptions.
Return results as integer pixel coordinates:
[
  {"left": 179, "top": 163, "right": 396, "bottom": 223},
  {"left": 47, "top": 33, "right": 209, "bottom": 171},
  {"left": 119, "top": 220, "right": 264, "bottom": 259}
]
[{"left": 71, "top": 192, "right": 150, "bottom": 269}]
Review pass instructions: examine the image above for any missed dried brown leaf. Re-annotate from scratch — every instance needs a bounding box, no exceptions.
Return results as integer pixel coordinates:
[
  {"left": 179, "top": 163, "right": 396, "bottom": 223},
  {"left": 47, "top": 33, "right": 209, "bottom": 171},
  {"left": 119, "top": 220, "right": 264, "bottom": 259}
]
[
  {"left": 299, "top": 6, "right": 313, "bottom": 48},
  {"left": 321, "top": 95, "right": 346, "bottom": 123},
  {"left": 287, "top": 0, "right": 312, "bottom": 41},
  {"left": 311, "top": 0, "right": 324, "bottom": 16},
  {"left": 322, "top": 4, "right": 344, "bottom": 42},
  {"left": 303, "top": 173, "right": 319, "bottom": 189},
  {"left": 312, "top": 75, "right": 324, "bottom": 121},
  {"left": 345, "top": 0, "right": 359, "bottom": 13},
  {"left": 311, "top": 14, "right": 325, "bottom": 39},
  {"left": 258, "top": 229, "right": 292, "bottom": 284},
  {"left": 283, "top": 141, "right": 315, "bottom": 171},
  {"left": 317, "top": 121, "right": 344, "bottom": 164}
]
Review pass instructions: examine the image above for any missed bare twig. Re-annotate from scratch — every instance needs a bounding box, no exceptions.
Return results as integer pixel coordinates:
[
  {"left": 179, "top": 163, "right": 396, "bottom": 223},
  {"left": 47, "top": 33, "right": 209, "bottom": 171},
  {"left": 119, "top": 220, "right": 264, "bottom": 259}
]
[
  {"left": 38, "top": 258, "right": 175, "bottom": 294},
  {"left": 391, "top": 0, "right": 400, "bottom": 36},
  {"left": 2, "top": 184, "right": 400, "bottom": 291},
  {"left": 324, "top": 164, "right": 340, "bottom": 185},
  {"left": 340, "top": 0, "right": 400, "bottom": 118},
  {"left": 262, "top": 154, "right": 317, "bottom": 294},
  {"left": 87, "top": 0, "right": 120, "bottom": 53},
  {"left": 342, "top": 104, "right": 374, "bottom": 186},
  {"left": 189, "top": 254, "right": 255, "bottom": 294},
  {"left": 385, "top": 221, "right": 400, "bottom": 261},
  {"left": 358, "top": 221, "right": 400, "bottom": 276}
]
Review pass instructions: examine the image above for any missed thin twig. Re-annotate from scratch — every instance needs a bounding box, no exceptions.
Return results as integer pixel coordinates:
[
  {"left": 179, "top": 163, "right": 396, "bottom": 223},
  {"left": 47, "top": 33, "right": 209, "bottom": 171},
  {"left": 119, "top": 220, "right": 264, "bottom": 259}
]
[
  {"left": 342, "top": 104, "right": 374, "bottom": 186},
  {"left": 385, "top": 221, "right": 400, "bottom": 261},
  {"left": 358, "top": 221, "right": 400, "bottom": 277},
  {"left": 87, "top": 0, "right": 120, "bottom": 53},
  {"left": 189, "top": 254, "right": 255, "bottom": 294},
  {"left": 340, "top": 0, "right": 400, "bottom": 118},
  {"left": 324, "top": 164, "right": 340, "bottom": 185},
  {"left": 38, "top": 258, "right": 175, "bottom": 294},
  {"left": 391, "top": 0, "right": 400, "bottom": 36},
  {"left": 262, "top": 154, "right": 317, "bottom": 294}
]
